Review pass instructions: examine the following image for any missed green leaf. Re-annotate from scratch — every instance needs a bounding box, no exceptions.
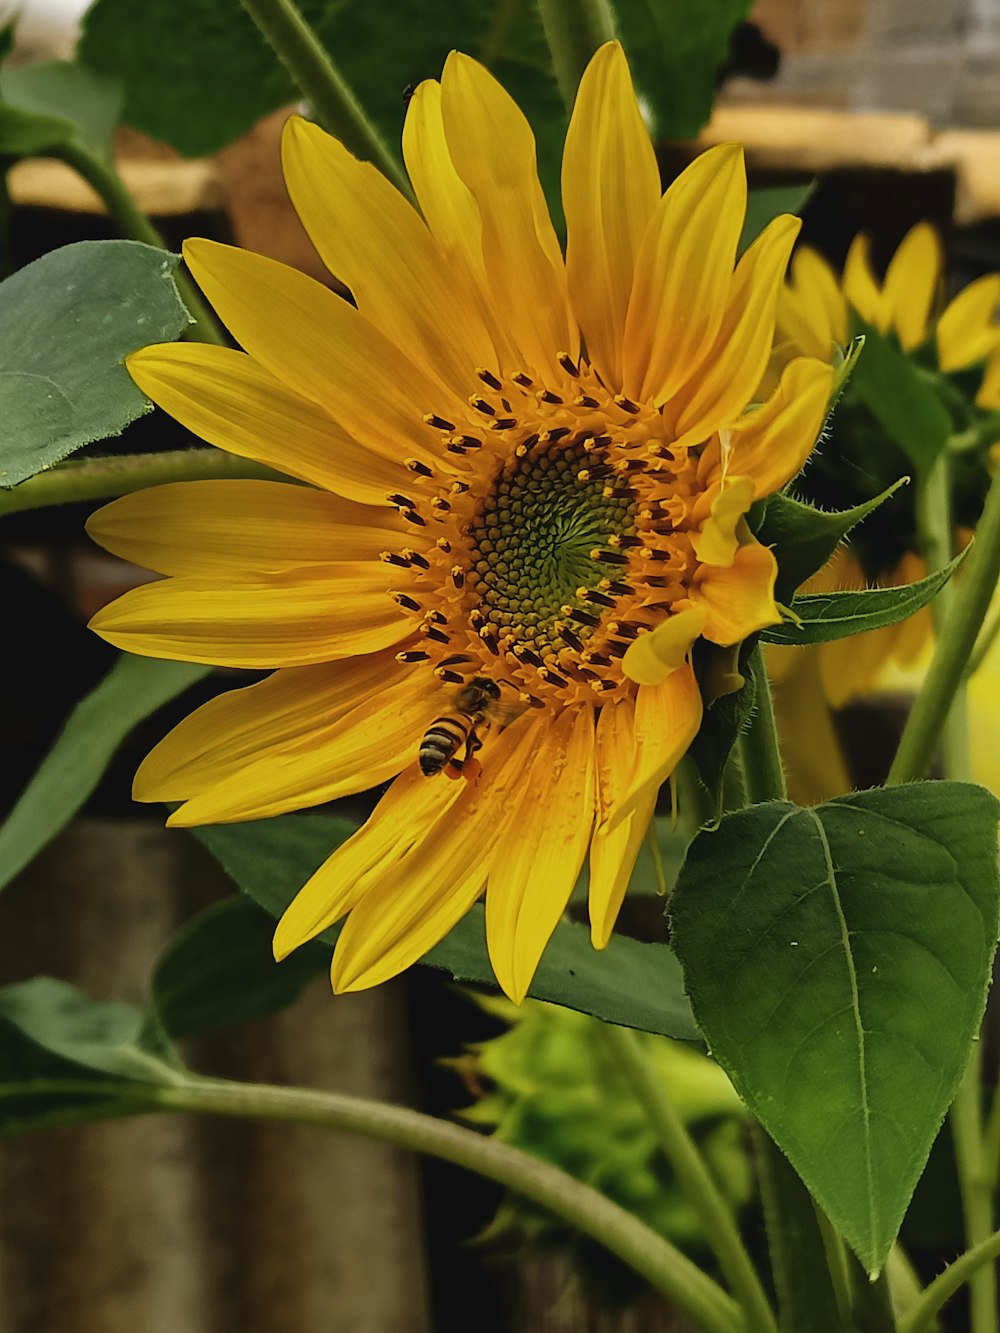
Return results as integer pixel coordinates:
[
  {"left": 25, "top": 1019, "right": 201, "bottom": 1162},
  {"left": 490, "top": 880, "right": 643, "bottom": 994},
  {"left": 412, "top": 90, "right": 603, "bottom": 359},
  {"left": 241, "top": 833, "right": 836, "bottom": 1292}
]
[
  {"left": 0, "top": 104, "right": 75, "bottom": 155},
  {"left": 687, "top": 640, "right": 759, "bottom": 812},
  {"left": 850, "top": 321, "right": 953, "bottom": 476},
  {"left": 739, "top": 181, "right": 814, "bottom": 255},
  {"left": 0, "top": 977, "right": 181, "bottom": 1136},
  {"left": 193, "top": 813, "right": 699, "bottom": 1041},
  {"left": 615, "top": 0, "right": 752, "bottom": 138},
  {"left": 0, "top": 655, "right": 208, "bottom": 892},
  {"left": 760, "top": 548, "right": 964, "bottom": 646},
  {"left": 670, "top": 782, "right": 1000, "bottom": 1273},
  {"left": 755, "top": 479, "right": 908, "bottom": 602},
  {"left": 148, "top": 896, "right": 327, "bottom": 1042},
  {"left": 0, "top": 60, "right": 122, "bottom": 160},
  {"left": 78, "top": 0, "right": 552, "bottom": 156},
  {"left": 0, "top": 240, "right": 190, "bottom": 487}
]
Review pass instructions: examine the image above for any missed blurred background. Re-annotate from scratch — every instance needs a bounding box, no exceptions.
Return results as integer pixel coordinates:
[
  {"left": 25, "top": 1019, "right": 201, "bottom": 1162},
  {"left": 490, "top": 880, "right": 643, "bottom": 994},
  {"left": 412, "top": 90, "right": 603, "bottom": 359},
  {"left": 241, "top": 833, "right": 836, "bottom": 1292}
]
[{"left": 2, "top": 2, "right": 999, "bottom": 1330}]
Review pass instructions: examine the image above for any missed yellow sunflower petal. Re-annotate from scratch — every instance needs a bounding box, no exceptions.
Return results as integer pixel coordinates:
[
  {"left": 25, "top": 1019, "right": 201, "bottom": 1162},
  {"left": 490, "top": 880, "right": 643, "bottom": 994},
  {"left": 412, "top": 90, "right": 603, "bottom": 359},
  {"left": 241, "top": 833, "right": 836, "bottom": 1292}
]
[
  {"left": 609, "top": 664, "right": 702, "bottom": 828},
  {"left": 330, "top": 713, "right": 543, "bottom": 992},
  {"left": 134, "top": 655, "right": 408, "bottom": 802},
  {"left": 692, "top": 475, "right": 756, "bottom": 565},
  {"left": 126, "top": 344, "right": 412, "bottom": 505},
  {"left": 785, "top": 246, "right": 849, "bottom": 351},
  {"left": 87, "top": 480, "right": 406, "bottom": 577},
  {"left": 282, "top": 115, "right": 496, "bottom": 394},
  {"left": 183, "top": 238, "right": 460, "bottom": 467},
  {"left": 589, "top": 696, "right": 656, "bottom": 949},
  {"left": 623, "top": 144, "right": 747, "bottom": 405},
  {"left": 485, "top": 705, "right": 596, "bottom": 1003},
  {"left": 440, "top": 51, "right": 577, "bottom": 377},
  {"left": 622, "top": 605, "right": 706, "bottom": 686},
  {"left": 562, "top": 41, "right": 660, "bottom": 392},
  {"left": 882, "top": 222, "right": 942, "bottom": 351},
  {"left": 168, "top": 673, "right": 432, "bottom": 824},
  {"left": 978, "top": 350, "right": 1000, "bottom": 409},
  {"left": 843, "top": 233, "right": 889, "bottom": 331},
  {"left": 938, "top": 274, "right": 1000, "bottom": 371},
  {"left": 89, "top": 564, "right": 409, "bottom": 667},
  {"left": 694, "top": 541, "right": 780, "bottom": 645},
  {"left": 730, "top": 356, "right": 835, "bottom": 500},
  {"left": 669, "top": 214, "right": 801, "bottom": 445},
  {"left": 273, "top": 765, "right": 460, "bottom": 960}
]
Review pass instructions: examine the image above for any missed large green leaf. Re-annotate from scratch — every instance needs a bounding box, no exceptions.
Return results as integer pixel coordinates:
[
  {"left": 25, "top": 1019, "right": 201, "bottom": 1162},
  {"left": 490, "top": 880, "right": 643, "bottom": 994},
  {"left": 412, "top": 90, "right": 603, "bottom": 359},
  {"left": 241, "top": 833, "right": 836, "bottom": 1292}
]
[
  {"left": 760, "top": 549, "right": 963, "bottom": 646},
  {"left": 193, "top": 813, "right": 699, "bottom": 1041},
  {"left": 78, "top": 0, "right": 554, "bottom": 158},
  {"left": 755, "top": 479, "right": 908, "bottom": 602},
  {"left": 670, "top": 782, "right": 1000, "bottom": 1273},
  {"left": 616, "top": 0, "right": 752, "bottom": 138},
  {"left": 0, "top": 59, "right": 122, "bottom": 160},
  {"left": 850, "top": 321, "right": 953, "bottom": 476},
  {"left": 0, "top": 240, "right": 190, "bottom": 487},
  {"left": 0, "top": 655, "right": 208, "bottom": 892},
  {"left": 148, "top": 895, "right": 327, "bottom": 1041}
]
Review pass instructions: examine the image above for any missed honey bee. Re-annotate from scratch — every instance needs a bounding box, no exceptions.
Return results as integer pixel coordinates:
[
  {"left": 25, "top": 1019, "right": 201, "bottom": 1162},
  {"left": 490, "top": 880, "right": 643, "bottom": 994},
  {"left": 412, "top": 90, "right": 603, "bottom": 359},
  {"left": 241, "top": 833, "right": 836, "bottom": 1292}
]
[{"left": 419, "top": 677, "right": 503, "bottom": 777}]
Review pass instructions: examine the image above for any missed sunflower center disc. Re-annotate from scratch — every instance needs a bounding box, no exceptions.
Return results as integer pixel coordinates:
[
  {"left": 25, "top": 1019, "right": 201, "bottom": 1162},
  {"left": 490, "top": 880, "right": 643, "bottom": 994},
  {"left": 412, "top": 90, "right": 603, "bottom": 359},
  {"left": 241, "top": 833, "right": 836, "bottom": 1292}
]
[{"left": 466, "top": 439, "right": 636, "bottom": 657}]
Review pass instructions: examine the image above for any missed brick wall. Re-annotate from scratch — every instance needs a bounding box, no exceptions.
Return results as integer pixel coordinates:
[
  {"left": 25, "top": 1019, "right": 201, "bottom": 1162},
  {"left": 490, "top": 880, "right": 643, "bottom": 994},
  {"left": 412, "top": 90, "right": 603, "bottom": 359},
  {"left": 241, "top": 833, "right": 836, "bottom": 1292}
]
[{"left": 730, "top": 0, "right": 1000, "bottom": 126}]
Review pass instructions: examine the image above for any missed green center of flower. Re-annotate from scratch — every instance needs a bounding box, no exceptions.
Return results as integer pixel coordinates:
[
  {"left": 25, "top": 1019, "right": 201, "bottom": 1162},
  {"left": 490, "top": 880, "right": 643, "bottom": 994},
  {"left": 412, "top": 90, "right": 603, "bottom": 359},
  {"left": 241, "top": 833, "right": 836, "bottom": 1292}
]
[{"left": 466, "top": 440, "right": 636, "bottom": 655}]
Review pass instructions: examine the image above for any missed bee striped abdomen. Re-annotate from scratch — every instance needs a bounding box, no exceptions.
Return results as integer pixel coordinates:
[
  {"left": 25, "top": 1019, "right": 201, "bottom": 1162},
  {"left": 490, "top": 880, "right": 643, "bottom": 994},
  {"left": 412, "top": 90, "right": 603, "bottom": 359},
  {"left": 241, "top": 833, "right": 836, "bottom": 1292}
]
[{"left": 419, "top": 715, "right": 472, "bottom": 775}]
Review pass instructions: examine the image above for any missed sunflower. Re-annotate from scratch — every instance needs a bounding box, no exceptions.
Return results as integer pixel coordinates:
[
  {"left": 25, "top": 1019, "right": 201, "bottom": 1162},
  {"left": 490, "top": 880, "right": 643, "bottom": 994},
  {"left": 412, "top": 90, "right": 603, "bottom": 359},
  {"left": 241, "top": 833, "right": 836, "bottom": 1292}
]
[
  {"left": 774, "top": 221, "right": 1000, "bottom": 378},
  {"left": 88, "top": 42, "right": 831, "bottom": 1003}
]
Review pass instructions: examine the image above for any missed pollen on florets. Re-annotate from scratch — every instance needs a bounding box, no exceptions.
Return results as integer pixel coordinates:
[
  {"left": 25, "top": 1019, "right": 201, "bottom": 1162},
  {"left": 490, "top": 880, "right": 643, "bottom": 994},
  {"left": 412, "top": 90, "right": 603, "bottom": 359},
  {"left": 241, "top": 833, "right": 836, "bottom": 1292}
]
[{"left": 384, "top": 357, "right": 707, "bottom": 710}]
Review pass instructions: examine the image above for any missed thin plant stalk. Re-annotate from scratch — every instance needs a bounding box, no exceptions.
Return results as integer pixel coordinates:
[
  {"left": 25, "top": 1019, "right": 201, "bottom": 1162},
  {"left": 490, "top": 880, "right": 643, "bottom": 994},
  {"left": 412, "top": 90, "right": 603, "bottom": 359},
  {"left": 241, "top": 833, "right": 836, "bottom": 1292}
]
[
  {"left": 537, "top": 0, "right": 617, "bottom": 110},
  {"left": 600, "top": 1022, "right": 780, "bottom": 1333},
  {"left": 887, "top": 466, "right": 1000, "bottom": 786},
  {"left": 145, "top": 1075, "right": 743, "bottom": 1333},
  {"left": 49, "top": 140, "right": 225, "bottom": 346},
  {"left": 899, "top": 1227, "right": 1000, "bottom": 1333},
  {"left": 237, "top": 0, "right": 412, "bottom": 199}
]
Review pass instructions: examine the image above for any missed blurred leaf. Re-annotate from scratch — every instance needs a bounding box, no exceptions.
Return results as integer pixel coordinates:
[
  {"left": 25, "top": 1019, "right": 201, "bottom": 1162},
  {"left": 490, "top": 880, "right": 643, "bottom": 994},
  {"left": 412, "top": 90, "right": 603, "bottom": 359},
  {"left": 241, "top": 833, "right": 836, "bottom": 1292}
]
[
  {"left": 851, "top": 321, "right": 952, "bottom": 476},
  {"left": 739, "top": 181, "right": 814, "bottom": 255},
  {"left": 0, "top": 59, "right": 122, "bottom": 160},
  {"left": 0, "top": 977, "right": 182, "bottom": 1136},
  {"left": 0, "top": 240, "right": 190, "bottom": 487},
  {"left": 616, "top": 0, "right": 752, "bottom": 139},
  {"left": 755, "top": 479, "right": 908, "bottom": 602},
  {"left": 0, "top": 655, "right": 208, "bottom": 892},
  {"left": 148, "top": 895, "right": 326, "bottom": 1041},
  {"left": 194, "top": 813, "right": 700, "bottom": 1041},
  {"left": 671, "top": 782, "right": 1000, "bottom": 1272},
  {"left": 760, "top": 548, "right": 964, "bottom": 645},
  {"left": 0, "top": 104, "right": 75, "bottom": 155}
]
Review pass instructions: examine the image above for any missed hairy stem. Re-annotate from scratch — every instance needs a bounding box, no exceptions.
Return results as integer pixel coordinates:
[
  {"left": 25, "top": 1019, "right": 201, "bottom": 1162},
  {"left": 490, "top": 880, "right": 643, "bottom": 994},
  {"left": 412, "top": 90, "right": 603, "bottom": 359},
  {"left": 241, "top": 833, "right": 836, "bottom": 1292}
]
[
  {"left": 899, "top": 1227, "right": 1000, "bottom": 1333},
  {"left": 0, "top": 450, "right": 287, "bottom": 517},
  {"left": 237, "top": 0, "right": 412, "bottom": 199}
]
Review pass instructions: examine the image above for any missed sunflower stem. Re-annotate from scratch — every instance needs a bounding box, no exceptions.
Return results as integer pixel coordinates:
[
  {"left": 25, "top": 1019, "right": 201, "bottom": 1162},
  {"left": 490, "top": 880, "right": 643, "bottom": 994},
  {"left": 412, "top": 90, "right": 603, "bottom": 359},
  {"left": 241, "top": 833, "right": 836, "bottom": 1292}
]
[
  {"left": 536, "top": 0, "right": 617, "bottom": 111},
  {"left": 47, "top": 140, "right": 225, "bottom": 347},
  {"left": 887, "top": 465, "right": 1000, "bottom": 786},
  {"left": 600, "top": 1023, "right": 779, "bottom": 1333},
  {"left": 0, "top": 450, "right": 288, "bottom": 517},
  {"left": 739, "top": 646, "right": 787, "bottom": 803},
  {"left": 146, "top": 1074, "right": 742, "bottom": 1333},
  {"left": 236, "top": 0, "right": 413, "bottom": 200},
  {"left": 899, "top": 1226, "right": 1000, "bottom": 1333},
  {"left": 914, "top": 448, "right": 970, "bottom": 780}
]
